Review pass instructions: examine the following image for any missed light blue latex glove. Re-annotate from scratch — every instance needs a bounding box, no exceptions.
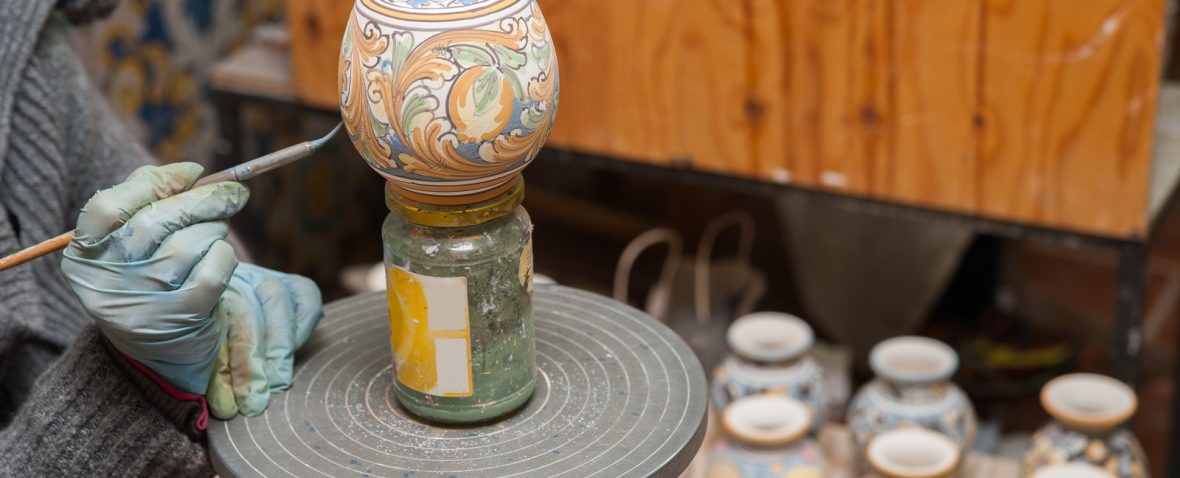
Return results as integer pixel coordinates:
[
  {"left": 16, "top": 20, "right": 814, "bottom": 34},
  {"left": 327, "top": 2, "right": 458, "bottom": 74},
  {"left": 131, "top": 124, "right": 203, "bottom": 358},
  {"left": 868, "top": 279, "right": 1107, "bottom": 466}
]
[
  {"left": 63, "top": 163, "right": 326, "bottom": 418},
  {"left": 62, "top": 163, "right": 249, "bottom": 394},
  {"left": 205, "top": 263, "right": 322, "bottom": 418}
]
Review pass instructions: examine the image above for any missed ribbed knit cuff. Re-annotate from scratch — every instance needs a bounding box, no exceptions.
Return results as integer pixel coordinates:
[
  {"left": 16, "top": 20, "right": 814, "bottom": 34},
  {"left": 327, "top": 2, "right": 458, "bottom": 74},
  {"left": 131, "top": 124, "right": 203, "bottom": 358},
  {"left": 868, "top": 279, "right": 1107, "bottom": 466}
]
[
  {"left": 0, "top": 324, "right": 211, "bottom": 476},
  {"left": 101, "top": 331, "right": 209, "bottom": 439}
]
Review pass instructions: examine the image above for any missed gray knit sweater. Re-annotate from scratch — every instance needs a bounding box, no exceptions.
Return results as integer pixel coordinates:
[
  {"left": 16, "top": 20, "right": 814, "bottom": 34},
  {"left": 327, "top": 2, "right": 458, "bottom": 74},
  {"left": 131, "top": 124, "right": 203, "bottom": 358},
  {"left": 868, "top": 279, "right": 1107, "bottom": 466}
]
[{"left": 0, "top": 1, "right": 213, "bottom": 475}]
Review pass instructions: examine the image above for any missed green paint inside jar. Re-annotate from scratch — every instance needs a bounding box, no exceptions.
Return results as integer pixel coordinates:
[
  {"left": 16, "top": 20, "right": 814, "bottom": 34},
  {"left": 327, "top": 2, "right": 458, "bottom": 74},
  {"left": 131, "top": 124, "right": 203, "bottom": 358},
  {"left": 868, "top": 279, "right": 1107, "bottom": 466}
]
[{"left": 381, "top": 181, "right": 535, "bottom": 423}]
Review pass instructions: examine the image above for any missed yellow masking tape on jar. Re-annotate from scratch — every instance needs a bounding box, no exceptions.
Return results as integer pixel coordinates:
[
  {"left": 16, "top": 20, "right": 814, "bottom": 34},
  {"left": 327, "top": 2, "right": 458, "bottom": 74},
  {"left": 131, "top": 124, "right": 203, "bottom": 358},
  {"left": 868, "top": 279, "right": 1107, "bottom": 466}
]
[{"left": 386, "top": 266, "right": 473, "bottom": 397}]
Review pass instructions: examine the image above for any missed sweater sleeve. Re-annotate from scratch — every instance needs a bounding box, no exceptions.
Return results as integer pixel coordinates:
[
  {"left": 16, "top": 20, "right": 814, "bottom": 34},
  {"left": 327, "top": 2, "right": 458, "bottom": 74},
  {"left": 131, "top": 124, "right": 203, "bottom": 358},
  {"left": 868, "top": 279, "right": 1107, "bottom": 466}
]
[
  {"left": 49, "top": 19, "right": 156, "bottom": 216},
  {"left": 0, "top": 325, "right": 212, "bottom": 477}
]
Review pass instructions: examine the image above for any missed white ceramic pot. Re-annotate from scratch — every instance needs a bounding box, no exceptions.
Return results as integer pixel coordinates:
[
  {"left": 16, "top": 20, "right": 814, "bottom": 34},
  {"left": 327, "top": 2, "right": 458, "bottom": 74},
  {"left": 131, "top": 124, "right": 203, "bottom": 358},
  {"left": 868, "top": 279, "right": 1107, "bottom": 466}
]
[
  {"left": 712, "top": 312, "right": 826, "bottom": 432},
  {"left": 708, "top": 394, "right": 825, "bottom": 478},
  {"left": 866, "top": 427, "right": 960, "bottom": 478},
  {"left": 339, "top": 0, "right": 558, "bottom": 205},
  {"left": 1023, "top": 373, "right": 1148, "bottom": 478},
  {"left": 847, "top": 336, "right": 977, "bottom": 470},
  {"left": 1033, "top": 463, "right": 1116, "bottom": 478}
]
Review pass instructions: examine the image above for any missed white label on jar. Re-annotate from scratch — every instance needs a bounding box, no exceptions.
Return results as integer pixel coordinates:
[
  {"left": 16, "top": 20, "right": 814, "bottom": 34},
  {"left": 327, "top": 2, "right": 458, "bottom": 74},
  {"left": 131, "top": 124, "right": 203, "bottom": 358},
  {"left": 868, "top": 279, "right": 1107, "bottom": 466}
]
[{"left": 386, "top": 265, "right": 473, "bottom": 397}]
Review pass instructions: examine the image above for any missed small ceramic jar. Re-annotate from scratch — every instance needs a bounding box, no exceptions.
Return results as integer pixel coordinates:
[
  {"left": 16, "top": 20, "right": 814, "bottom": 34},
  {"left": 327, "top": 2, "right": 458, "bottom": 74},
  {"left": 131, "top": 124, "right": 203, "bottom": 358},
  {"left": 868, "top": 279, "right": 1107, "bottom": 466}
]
[
  {"left": 1023, "top": 373, "right": 1149, "bottom": 478},
  {"left": 1032, "top": 463, "right": 1117, "bottom": 478},
  {"left": 712, "top": 312, "right": 825, "bottom": 431},
  {"left": 707, "top": 394, "right": 826, "bottom": 478},
  {"left": 866, "top": 428, "right": 960, "bottom": 478},
  {"left": 847, "top": 336, "right": 977, "bottom": 467}
]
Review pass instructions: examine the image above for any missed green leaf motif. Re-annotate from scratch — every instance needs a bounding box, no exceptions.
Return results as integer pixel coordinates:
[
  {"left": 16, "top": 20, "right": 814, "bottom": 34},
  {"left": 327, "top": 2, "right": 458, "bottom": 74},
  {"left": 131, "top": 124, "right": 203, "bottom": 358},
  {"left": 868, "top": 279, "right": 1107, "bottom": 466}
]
[
  {"left": 451, "top": 44, "right": 495, "bottom": 69},
  {"left": 390, "top": 32, "right": 414, "bottom": 75},
  {"left": 501, "top": 67, "right": 525, "bottom": 101},
  {"left": 530, "top": 41, "right": 551, "bottom": 69},
  {"left": 402, "top": 92, "right": 436, "bottom": 133},
  {"left": 493, "top": 44, "right": 527, "bottom": 70},
  {"left": 520, "top": 106, "right": 547, "bottom": 130},
  {"left": 369, "top": 116, "right": 389, "bottom": 138},
  {"left": 472, "top": 69, "right": 503, "bottom": 117}
]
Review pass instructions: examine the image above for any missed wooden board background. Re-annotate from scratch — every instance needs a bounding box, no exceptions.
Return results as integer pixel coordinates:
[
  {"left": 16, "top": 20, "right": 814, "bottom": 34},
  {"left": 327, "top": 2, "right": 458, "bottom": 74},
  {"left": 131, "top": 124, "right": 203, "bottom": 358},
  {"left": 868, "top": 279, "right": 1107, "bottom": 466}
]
[
  {"left": 538, "top": 0, "right": 1168, "bottom": 238},
  {"left": 280, "top": 0, "right": 1167, "bottom": 237},
  {"left": 285, "top": 0, "right": 353, "bottom": 109}
]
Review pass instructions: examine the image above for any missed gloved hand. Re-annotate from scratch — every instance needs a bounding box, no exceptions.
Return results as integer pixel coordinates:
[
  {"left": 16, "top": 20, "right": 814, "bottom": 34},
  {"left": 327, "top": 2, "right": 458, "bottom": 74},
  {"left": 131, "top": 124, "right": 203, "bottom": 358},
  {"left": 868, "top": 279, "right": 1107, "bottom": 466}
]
[
  {"left": 205, "top": 263, "right": 321, "bottom": 418},
  {"left": 62, "top": 163, "right": 247, "bottom": 395},
  {"left": 62, "top": 163, "right": 325, "bottom": 418}
]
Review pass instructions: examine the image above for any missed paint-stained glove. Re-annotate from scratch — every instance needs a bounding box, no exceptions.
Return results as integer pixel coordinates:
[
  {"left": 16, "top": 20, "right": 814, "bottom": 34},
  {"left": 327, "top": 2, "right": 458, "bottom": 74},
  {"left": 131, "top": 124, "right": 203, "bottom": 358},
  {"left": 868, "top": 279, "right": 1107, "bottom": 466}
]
[
  {"left": 205, "top": 263, "right": 322, "bottom": 418},
  {"left": 62, "top": 163, "right": 324, "bottom": 417},
  {"left": 62, "top": 163, "right": 248, "bottom": 394}
]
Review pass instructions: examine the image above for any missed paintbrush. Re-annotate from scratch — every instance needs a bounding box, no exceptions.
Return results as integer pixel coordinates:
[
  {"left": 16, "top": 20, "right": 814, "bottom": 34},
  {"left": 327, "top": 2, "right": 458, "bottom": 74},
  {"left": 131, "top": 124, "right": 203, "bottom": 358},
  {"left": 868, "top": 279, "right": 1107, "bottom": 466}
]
[{"left": 0, "top": 122, "right": 344, "bottom": 272}]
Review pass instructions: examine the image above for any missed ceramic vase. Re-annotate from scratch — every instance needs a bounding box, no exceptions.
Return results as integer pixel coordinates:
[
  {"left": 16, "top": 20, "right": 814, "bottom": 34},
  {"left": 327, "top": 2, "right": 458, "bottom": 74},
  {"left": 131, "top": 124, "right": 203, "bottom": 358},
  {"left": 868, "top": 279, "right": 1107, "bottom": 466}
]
[
  {"left": 847, "top": 336, "right": 977, "bottom": 469},
  {"left": 865, "top": 428, "right": 961, "bottom": 478},
  {"left": 712, "top": 312, "right": 825, "bottom": 432},
  {"left": 707, "top": 394, "right": 826, "bottom": 478},
  {"left": 339, "top": 0, "right": 558, "bottom": 206},
  {"left": 1023, "top": 373, "right": 1149, "bottom": 478}
]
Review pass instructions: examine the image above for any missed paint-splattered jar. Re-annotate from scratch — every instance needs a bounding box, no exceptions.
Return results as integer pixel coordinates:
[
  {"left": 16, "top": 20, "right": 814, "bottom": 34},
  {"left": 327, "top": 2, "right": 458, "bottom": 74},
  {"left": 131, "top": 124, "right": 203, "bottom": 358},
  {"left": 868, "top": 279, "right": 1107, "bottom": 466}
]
[{"left": 382, "top": 179, "right": 535, "bottom": 423}]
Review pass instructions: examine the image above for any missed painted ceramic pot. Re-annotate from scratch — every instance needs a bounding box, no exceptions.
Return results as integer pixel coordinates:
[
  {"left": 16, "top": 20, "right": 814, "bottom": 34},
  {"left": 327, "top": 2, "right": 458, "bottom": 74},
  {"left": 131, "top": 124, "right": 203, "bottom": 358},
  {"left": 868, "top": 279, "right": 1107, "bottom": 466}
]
[
  {"left": 339, "top": 0, "right": 559, "bottom": 205},
  {"left": 1023, "top": 373, "right": 1149, "bottom": 478},
  {"left": 1032, "top": 463, "right": 1117, "bottom": 478},
  {"left": 707, "top": 394, "right": 826, "bottom": 478},
  {"left": 847, "top": 336, "right": 977, "bottom": 470},
  {"left": 866, "top": 428, "right": 961, "bottom": 478},
  {"left": 712, "top": 312, "right": 825, "bottom": 432}
]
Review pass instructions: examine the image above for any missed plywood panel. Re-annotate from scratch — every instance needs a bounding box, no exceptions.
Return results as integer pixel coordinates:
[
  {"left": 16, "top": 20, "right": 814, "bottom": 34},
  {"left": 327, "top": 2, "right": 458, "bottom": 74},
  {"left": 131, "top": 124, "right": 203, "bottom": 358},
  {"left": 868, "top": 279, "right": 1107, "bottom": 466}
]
[
  {"left": 760, "top": 0, "right": 890, "bottom": 195},
  {"left": 979, "top": 0, "right": 1165, "bottom": 236},
  {"left": 674, "top": 0, "right": 755, "bottom": 175},
  {"left": 285, "top": 0, "right": 353, "bottom": 109},
  {"left": 887, "top": 0, "right": 981, "bottom": 210},
  {"left": 747, "top": 0, "right": 791, "bottom": 183},
  {"left": 538, "top": 0, "right": 607, "bottom": 151},
  {"left": 531, "top": 0, "right": 1167, "bottom": 237},
  {"left": 540, "top": 0, "right": 679, "bottom": 164}
]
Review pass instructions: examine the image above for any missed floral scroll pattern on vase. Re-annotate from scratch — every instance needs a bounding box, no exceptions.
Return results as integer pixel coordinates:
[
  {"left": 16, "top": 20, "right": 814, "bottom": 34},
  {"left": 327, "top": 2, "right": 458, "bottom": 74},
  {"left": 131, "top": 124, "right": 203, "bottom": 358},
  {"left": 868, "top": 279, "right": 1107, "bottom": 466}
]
[{"left": 339, "top": 0, "right": 558, "bottom": 203}]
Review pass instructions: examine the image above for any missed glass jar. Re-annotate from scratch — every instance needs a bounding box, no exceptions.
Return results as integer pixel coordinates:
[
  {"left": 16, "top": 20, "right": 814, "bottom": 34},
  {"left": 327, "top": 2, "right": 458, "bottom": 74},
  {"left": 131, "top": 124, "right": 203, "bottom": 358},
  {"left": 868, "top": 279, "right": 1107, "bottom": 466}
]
[{"left": 381, "top": 179, "right": 535, "bottom": 423}]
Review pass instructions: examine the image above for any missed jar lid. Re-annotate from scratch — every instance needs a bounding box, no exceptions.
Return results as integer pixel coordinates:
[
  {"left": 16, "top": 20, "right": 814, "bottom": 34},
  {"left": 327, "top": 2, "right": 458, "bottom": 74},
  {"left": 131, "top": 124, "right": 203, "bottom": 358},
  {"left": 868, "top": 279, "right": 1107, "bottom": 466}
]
[
  {"left": 1032, "top": 463, "right": 1116, "bottom": 478},
  {"left": 869, "top": 336, "right": 958, "bottom": 384},
  {"left": 866, "top": 428, "right": 960, "bottom": 478},
  {"left": 726, "top": 312, "right": 814, "bottom": 363},
  {"left": 720, "top": 394, "right": 811, "bottom": 446},
  {"left": 1041, "top": 373, "right": 1137, "bottom": 434},
  {"left": 386, "top": 177, "right": 523, "bottom": 227}
]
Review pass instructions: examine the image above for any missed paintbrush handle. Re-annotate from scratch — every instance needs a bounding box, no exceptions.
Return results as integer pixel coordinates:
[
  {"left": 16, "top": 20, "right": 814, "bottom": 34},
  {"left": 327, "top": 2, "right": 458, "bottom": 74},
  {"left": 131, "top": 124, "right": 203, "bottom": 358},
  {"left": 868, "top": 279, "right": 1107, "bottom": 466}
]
[
  {"left": 0, "top": 232, "right": 73, "bottom": 271},
  {"left": 0, "top": 159, "right": 297, "bottom": 272},
  {"left": 0, "top": 123, "right": 343, "bottom": 272}
]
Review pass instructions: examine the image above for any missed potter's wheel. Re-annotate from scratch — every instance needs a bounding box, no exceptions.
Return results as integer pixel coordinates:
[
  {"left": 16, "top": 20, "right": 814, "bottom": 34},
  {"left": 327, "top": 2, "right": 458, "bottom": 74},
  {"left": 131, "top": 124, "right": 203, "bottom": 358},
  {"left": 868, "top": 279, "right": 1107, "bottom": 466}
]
[{"left": 209, "top": 285, "right": 708, "bottom": 477}]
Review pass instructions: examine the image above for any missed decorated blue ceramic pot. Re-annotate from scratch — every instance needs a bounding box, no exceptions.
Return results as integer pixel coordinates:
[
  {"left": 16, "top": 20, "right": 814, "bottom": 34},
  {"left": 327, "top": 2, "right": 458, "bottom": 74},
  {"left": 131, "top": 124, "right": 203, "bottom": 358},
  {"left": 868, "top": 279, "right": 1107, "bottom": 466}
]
[
  {"left": 1023, "top": 374, "right": 1148, "bottom": 478},
  {"left": 847, "top": 336, "right": 977, "bottom": 471},
  {"left": 712, "top": 312, "right": 825, "bottom": 433},
  {"left": 708, "top": 394, "right": 826, "bottom": 478}
]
